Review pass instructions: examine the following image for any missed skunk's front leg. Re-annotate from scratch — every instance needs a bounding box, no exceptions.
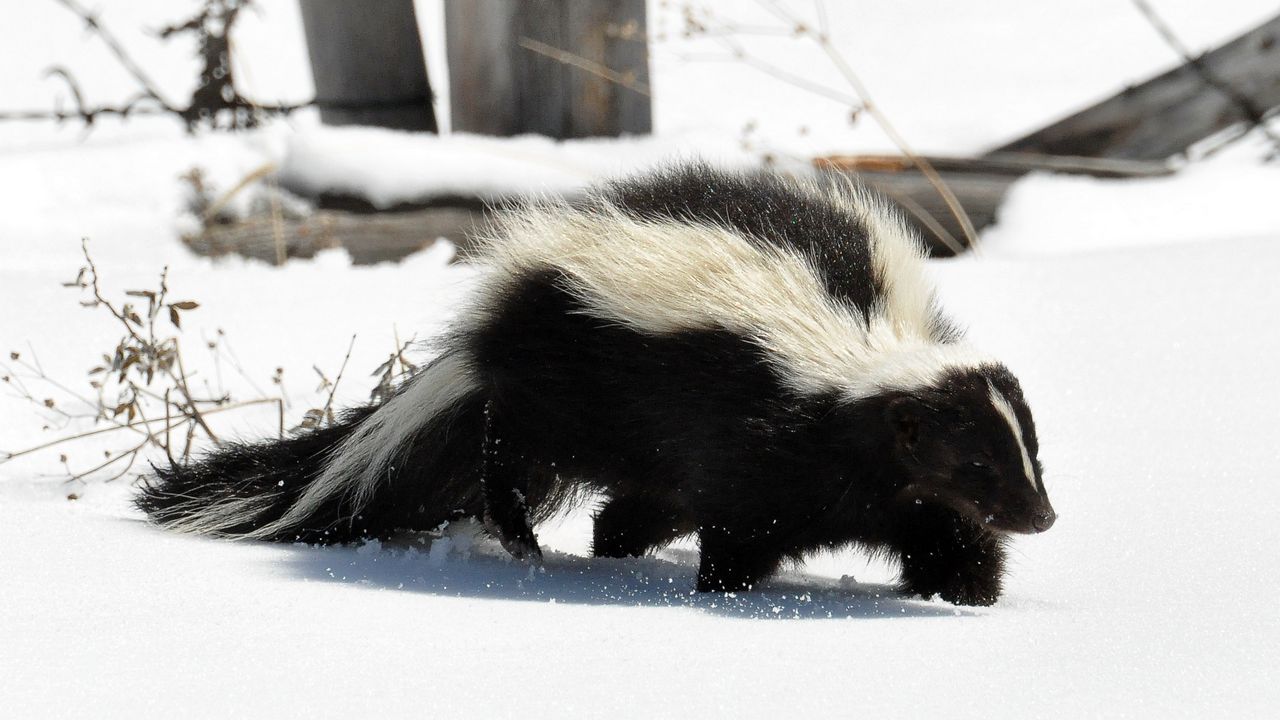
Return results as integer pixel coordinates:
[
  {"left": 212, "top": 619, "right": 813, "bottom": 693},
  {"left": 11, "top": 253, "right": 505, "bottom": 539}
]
[
  {"left": 695, "top": 526, "right": 785, "bottom": 593},
  {"left": 894, "top": 505, "right": 1005, "bottom": 606},
  {"left": 480, "top": 401, "right": 542, "bottom": 563},
  {"left": 592, "top": 494, "right": 693, "bottom": 558}
]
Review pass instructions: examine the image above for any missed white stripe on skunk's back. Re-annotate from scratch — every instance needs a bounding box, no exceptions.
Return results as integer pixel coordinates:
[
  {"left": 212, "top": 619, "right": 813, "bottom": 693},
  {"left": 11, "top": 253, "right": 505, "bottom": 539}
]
[
  {"left": 477, "top": 197, "right": 993, "bottom": 399},
  {"left": 834, "top": 182, "right": 946, "bottom": 343}
]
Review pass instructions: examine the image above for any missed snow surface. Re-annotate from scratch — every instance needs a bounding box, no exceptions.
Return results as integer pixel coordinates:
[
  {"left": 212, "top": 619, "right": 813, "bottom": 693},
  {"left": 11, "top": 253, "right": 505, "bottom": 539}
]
[
  {"left": 3, "top": 1, "right": 1280, "bottom": 717},
  {"left": 278, "top": 126, "right": 762, "bottom": 209}
]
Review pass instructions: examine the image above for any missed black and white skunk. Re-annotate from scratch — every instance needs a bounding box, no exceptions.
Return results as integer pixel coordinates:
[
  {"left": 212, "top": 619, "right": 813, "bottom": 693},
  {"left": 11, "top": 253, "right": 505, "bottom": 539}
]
[{"left": 137, "top": 163, "right": 1055, "bottom": 606}]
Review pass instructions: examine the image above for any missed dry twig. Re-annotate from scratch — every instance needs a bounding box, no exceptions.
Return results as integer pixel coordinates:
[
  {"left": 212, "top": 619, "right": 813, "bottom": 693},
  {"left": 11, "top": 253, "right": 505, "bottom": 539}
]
[
  {"left": 669, "top": 1, "right": 976, "bottom": 252},
  {"left": 299, "top": 335, "right": 357, "bottom": 430},
  {"left": 1130, "top": 0, "right": 1280, "bottom": 159},
  {"left": 518, "top": 37, "right": 651, "bottom": 96},
  {"left": 0, "top": 241, "right": 286, "bottom": 482},
  {"left": 0, "top": 0, "right": 309, "bottom": 132}
]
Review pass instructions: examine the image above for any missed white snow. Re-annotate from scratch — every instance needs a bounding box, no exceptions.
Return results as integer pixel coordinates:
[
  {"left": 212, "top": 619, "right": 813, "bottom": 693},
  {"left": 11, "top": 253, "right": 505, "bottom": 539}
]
[
  {"left": 981, "top": 134, "right": 1280, "bottom": 257},
  {"left": 278, "top": 126, "right": 760, "bottom": 209},
  {"left": 2, "top": 1, "right": 1280, "bottom": 717}
]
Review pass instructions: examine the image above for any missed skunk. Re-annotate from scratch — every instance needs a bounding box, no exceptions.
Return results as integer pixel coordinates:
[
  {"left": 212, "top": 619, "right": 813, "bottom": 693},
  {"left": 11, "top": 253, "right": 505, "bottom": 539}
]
[{"left": 137, "top": 163, "right": 1056, "bottom": 606}]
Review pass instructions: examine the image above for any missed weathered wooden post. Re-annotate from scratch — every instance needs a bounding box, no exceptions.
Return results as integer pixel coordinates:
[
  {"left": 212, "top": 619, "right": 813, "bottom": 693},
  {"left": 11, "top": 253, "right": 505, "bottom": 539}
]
[
  {"left": 445, "top": 0, "right": 650, "bottom": 138},
  {"left": 298, "top": 0, "right": 438, "bottom": 132},
  {"left": 995, "top": 12, "right": 1280, "bottom": 159}
]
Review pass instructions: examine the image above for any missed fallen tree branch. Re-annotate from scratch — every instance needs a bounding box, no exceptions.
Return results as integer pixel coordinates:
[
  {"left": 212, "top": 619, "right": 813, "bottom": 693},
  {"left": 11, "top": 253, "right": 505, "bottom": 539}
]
[
  {"left": 997, "top": 11, "right": 1280, "bottom": 159},
  {"left": 1130, "top": 0, "right": 1280, "bottom": 156}
]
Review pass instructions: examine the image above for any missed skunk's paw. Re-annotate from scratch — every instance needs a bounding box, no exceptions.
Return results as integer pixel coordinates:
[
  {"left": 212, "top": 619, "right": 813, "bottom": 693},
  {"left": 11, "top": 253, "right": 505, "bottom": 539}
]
[
  {"left": 501, "top": 535, "right": 544, "bottom": 565},
  {"left": 484, "top": 512, "right": 543, "bottom": 564},
  {"left": 899, "top": 572, "right": 1000, "bottom": 607},
  {"left": 938, "top": 576, "right": 1000, "bottom": 607}
]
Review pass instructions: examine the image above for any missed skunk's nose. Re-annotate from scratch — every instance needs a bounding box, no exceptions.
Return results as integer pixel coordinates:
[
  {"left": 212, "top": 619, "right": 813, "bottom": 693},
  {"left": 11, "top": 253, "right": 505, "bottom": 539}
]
[{"left": 1032, "top": 509, "right": 1057, "bottom": 532}]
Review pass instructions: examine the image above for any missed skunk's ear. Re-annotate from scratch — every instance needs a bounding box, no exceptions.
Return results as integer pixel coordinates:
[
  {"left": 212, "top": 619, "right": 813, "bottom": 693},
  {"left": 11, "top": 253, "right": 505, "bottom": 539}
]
[{"left": 886, "top": 396, "right": 925, "bottom": 451}]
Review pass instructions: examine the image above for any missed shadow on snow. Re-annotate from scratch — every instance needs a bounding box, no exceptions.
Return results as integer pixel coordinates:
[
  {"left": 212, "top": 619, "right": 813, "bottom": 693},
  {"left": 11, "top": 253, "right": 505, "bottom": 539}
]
[{"left": 273, "top": 529, "right": 974, "bottom": 621}]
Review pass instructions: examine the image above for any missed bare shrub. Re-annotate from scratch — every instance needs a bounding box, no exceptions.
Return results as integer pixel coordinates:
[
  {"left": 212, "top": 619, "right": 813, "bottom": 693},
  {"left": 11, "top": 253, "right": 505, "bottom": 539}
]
[{"left": 0, "top": 241, "right": 282, "bottom": 483}]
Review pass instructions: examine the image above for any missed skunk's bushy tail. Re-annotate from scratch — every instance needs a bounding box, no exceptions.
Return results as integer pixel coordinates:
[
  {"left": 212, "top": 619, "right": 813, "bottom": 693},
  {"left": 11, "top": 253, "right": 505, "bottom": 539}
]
[{"left": 135, "top": 352, "right": 489, "bottom": 544}]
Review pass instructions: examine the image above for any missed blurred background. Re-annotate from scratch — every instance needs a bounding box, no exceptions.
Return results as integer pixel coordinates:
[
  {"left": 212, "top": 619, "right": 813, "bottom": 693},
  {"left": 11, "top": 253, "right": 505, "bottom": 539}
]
[{"left": 5, "top": 0, "right": 1276, "bottom": 457}]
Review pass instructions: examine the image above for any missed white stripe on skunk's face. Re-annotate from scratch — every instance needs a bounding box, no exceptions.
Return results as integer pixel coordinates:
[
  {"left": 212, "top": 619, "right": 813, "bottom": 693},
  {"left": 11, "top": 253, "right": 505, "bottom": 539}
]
[
  {"left": 883, "top": 367, "right": 1054, "bottom": 535},
  {"left": 987, "top": 381, "right": 1038, "bottom": 491}
]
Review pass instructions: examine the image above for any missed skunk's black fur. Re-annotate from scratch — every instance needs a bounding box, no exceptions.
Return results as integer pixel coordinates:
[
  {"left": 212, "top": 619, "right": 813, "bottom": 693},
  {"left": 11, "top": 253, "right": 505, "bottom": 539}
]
[{"left": 137, "top": 163, "right": 1056, "bottom": 606}]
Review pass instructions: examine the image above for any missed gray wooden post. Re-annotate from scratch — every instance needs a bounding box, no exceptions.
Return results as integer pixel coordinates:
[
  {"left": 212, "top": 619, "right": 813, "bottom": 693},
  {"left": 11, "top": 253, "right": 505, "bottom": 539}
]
[
  {"left": 445, "top": 0, "right": 650, "bottom": 138},
  {"left": 298, "top": 0, "right": 438, "bottom": 132}
]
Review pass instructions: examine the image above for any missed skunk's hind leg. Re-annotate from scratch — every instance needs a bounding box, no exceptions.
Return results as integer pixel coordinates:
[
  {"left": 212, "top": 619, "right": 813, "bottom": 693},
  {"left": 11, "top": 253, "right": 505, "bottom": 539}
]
[
  {"left": 479, "top": 400, "right": 542, "bottom": 562},
  {"left": 591, "top": 494, "right": 694, "bottom": 558}
]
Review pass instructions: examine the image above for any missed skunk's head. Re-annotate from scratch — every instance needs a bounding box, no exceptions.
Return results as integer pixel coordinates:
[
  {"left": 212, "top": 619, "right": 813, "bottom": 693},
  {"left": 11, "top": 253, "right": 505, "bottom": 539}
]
[{"left": 885, "top": 365, "right": 1056, "bottom": 535}]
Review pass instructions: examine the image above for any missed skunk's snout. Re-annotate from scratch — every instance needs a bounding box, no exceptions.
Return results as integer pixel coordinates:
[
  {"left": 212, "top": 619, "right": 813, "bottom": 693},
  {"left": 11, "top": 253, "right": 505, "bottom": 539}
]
[{"left": 1032, "top": 508, "right": 1057, "bottom": 533}]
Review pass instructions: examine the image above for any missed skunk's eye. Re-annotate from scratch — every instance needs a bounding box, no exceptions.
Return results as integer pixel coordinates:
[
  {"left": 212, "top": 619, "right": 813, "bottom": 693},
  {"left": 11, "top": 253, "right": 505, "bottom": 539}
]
[{"left": 960, "top": 460, "right": 998, "bottom": 480}]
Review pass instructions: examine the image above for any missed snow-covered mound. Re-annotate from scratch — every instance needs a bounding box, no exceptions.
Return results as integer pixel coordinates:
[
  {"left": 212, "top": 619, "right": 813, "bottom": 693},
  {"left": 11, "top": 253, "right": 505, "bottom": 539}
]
[{"left": 278, "top": 126, "right": 760, "bottom": 208}]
